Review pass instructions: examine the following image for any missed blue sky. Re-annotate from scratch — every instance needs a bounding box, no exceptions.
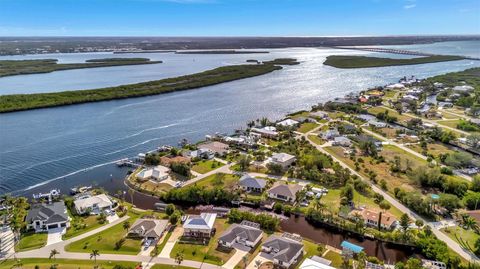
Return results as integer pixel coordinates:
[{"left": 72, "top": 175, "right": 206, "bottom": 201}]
[{"left": 0, "top": 0, "right": 479, "bottom": 36}]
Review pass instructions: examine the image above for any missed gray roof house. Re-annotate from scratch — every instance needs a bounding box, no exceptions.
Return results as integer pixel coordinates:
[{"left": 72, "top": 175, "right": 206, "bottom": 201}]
[
  {"left": 218, "top": 220, "right": 263, "bottom": 250},
  {"left": 239, "top": 175, "right": 267, "bottom": 193},
  {"left": 261, "top": 233, "right": 304, "bottom": 268},
  {"left": 128, "top": 218, "right": 169, "bottom": 241},
  {"left": 267, "top": 182, "right": 303, "bottom": 203},
  {"left": 26, "top": 201, "right": 69, "bottom": 232}
]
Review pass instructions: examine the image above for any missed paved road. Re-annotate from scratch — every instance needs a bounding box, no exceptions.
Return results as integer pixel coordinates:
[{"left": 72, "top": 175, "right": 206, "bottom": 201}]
[{"left": 302, "top": 126, "right": 480, "bottom": 262}]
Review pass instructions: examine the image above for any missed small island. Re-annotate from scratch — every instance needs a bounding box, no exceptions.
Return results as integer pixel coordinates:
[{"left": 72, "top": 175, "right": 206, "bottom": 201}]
[
  {"left": 323, "top": 55, "right": 465, "bottom": 68},
  {"left": 175, "top": 50, "right": 269, "bottom": 54},
  {"left": 0, "top": 58, "right": 299, "bottom": 113},
  {"left": 0, "top": 58, "right": 163, "bottom": 78}
]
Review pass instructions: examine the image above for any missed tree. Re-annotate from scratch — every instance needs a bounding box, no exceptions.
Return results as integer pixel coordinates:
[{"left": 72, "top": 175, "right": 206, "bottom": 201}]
[
  {"left": 238, "top": 155, "right": 252, "bottom": 171},
  {"left": 444, "top": 151, "right": 472, "bottom": 168},
  {"left": 169, "top": 212, "right": 180, "bottom": 224},
  {"left": 340, "top": 184, "right": 354, "bottom": 205},
  {"left": 379, "top": 200, "right": 391, "bottom": 211},
  {"left": 128, "top": 188, "right": 134, "bottom": 205},
  {"left": 90, "top": 249, "right": 100, "bottom": 268},
  {"left": 400, "top": 213, "right": 410, "bottom": 232},
  {"left": 175, "top": 253, "right": 184, "bottom": 265},
  {"left": 438, "top": 193, "right": 461, "bottom": 213},
  {"left": 49, "top": 249, "right": 59, "bottom": 261},
  {"left": 122, "top": 220, "right": 130, "bottom": 231},
  {"left": 165, "top": 204, "right": 176, "bottom": 216}
]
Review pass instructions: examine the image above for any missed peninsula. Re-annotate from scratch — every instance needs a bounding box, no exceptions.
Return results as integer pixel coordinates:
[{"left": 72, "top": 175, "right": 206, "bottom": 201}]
[
  {"left": 175, "top": 50, "right": 269, "bottom": 54},
  {"left": 0, "top": 58, "right": 298, "bottom": 113},
  {"left": 0, "top": 58, "right": 163, "bottom": 78},
  {"left": 323, "top": 55, "right": 465, "bottom": 68}
]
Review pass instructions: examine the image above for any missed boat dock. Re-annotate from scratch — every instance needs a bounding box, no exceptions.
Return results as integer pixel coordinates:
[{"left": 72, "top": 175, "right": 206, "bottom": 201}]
[{"left": 116, "top": 158, "right": 141, "bottom": 168}]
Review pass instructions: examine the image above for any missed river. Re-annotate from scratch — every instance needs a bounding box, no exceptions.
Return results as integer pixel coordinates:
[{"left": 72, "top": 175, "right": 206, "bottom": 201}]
[{"left": 1, "top": 41, "right": 480, "bottom": 196}]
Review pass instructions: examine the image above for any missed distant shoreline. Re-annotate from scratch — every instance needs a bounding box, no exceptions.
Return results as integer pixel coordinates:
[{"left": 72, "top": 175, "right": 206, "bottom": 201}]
[{"left": 323, "top": 55, "right": 466, "bottom": 69}]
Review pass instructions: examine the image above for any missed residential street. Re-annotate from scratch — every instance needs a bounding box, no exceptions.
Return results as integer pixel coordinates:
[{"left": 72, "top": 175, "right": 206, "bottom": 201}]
[{"left": 302, "top": 126, "right": 480, "bottom": 262}]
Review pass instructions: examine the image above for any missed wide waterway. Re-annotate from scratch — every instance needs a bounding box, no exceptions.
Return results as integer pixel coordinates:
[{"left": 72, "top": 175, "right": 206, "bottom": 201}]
[{"left": 1, "top": 41, "right": 480, "bottom": 195}]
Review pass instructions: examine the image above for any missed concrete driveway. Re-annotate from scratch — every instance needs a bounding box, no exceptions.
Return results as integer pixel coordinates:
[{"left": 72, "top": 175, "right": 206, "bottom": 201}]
[
  {"left": 222, "top": 249, "right": 248, "bottom": 269},
  {"left": 47, "top": 227, "right": 66, "bottom": 246},
  {"left": 246, "top": 253, "right": 271, "bottom": 269},
  {"left": 107, "top": 214, "right": 119, "bottom": 223},
  {"left": 0, "top": 226, "right": 15, "bottom": 258},
  {"left": 158, "top": 226, "right": 183, "bottom": 258}
]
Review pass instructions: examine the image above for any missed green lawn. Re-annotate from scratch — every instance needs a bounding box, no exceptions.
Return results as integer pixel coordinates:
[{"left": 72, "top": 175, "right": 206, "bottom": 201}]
[
  {"left": 298, "top": 123, "right": 319, "bottom": 133},
  {"left": 195, "top": 173, "right": 239, "bottom": 190},
  {"left": 191, "top": 160, "right": 224, "bottom": 174},
  {"left": 15, "top": 232, "right": 47, "bottom": 252},
  {"left": 367, "top": 107, "right": 412, "bottom": 124},
  {"left": 65, "top": 212, "right": 143, "bottom": 255},
  {"left": 63, "top": 215, "right": 106, "bottom": 240},
  {"left": 441, "top": 226, "right": 480, "bottom": 253},
  {"left": 170, "top": 219, "right": 233, "bottom": 265},
  {"left": 323, "top": 250, "right": 343, "bottom": 268},
  {"left": 295, "top": 240, "right": 324, "bottom": 268},
  {"left": 0, "top": 258, "right": 138, "bottom": 269},
  {"left": 307, "top": 134, "right": 325, "bottom": 145}
]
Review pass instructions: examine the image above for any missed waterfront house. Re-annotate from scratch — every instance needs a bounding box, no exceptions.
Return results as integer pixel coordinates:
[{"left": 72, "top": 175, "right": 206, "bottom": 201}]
[
  {"left": 239, "top": 175, "right": 267, "bottom": 193},
  {"left": 218, "top": 220, "right": 263, "bottom": 250},
  {"left": 26, "top": 201, "right": 69, "bottom": 232},
  {"left": 73, "top": 193, "right": 114, "bottom": 215},
  {"left": 310, "top": 111, "right": 329, "bottom": 119},
  {"left": 267, "top": 182, "right": 303, "bottom": 203},
  {"left": 127, "top": 218, "right": 169, "bottom": 242},
  {"left": 137, "top": 165, "right": 170, "bottom": 182},
  {"left": 251, "top": 126, "right": 279, "bottom": 139},
  {"left": 183, "top": 213, "right": 217, "bottom": 238},
  {"left": 261, "top": 233, "right": 304, "bottom": 268},
  {"left": 299, "top": 256, "right": 335, "bottom": 269},
  {"left": 270, "top": 152, "right": 296, "bottom": 169},
  {"left": 184, "top": 148, "right": 215, "bottom": 160},
  {"left": 277, "top": 119, "right": 300, "bottom": 127},
  {"left": 198, "top": 141, "right": 230, "bottom": 156},
  {"left": 348, "top": 208, "right": 398, "bottom": 230}
]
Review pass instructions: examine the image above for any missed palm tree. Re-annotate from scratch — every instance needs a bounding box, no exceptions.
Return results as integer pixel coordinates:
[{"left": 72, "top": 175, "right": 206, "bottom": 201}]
[
  {"left": 463, "top": 215, "right": 479, "bottom": 232},
  {"left": 123, "top": 220, "right": 131, "bottom": 231},
  {"left": 242, "top": 254, "right": 249, "bottom": 269},
  {"left": 90, "top": 249, "right": 100, "bottom": 268},
  {"left": 128, "top": 188, "right": 134, "bottom": 205},
  {"left": 49, "top": 249, "right": 59, "bottom": 261},
  {"left": 175, "top": 253, "right": 184, "bottom": 265}
]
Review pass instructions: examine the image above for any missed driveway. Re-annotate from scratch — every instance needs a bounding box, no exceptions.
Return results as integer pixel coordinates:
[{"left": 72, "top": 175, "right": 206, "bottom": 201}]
[
  {"left": 222, "top": 249, "right": 248, "bottom": 269},
  {"left": 0, "top": 226, "right": 15, "bottom": 259},
  {"left": 107, "top": 213, "right": 119, "bottom": 223},
  {"left": 47, "top": 227, "right": 66, "bottom": 246},
  {"left": 158, "top": 226, "right": 183, "bottom": 258},
  {"left": 246, "top": 253, "right": 271, "bottom": 269}
]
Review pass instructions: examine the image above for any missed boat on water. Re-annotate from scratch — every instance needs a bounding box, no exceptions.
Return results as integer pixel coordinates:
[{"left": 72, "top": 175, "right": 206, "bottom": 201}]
[{"left": 70, "top": 185, "right": 92, "bottom": 195}]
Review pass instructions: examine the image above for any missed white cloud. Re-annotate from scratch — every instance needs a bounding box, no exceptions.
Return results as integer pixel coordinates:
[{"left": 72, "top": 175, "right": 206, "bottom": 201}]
[{"left": 404, "top": 4, "right": 416, "bottom": 9}]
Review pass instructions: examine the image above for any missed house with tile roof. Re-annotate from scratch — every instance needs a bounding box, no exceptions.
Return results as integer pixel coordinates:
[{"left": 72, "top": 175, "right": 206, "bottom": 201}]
[
  {"left": 348, "top": 208, "right": 398, "bottom": 230},
  {"left": 261, "top": 233, "right": 304, "bottom": 268},
  {"left": 183, "top": 213, "right": 217, "bottom": 238},
  {"left": 267, "top": 182, "right": 303, "bottom": 203},
  {"left": 74, "top": 193, "right": 114, "bottom": 215},
  {"left": 270, "top": 152, "right": 296, "bottom": 169},
  {"left": 218, "top": 220, "right": 263, "bottom": 250},
  {"left": 128, "top": 218, "right": 169, "bottom": 242},
  {"left": 26, "top": 201, "right": 69, "bottom": 232},
  {"left": 239, "top": 175, "right": 267, "bottom": 193}
]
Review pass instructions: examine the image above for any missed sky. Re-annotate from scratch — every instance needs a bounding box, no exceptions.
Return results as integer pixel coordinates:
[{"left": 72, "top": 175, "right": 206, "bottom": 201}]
[{"left": 0, "top": 0, "right": 479, "bottom": 36}]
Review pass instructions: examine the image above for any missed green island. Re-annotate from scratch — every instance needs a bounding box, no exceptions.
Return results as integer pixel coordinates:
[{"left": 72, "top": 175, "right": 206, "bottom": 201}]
[
  {"left": 323, "top": 55, "right": 465, "bottom": 68},
  {"left": 0, "top": 58, "right": 298, "bottom": 113},
  {"left": 0, "top": 58, "right": 163, "bottom": 78},
  {"left": 175, "top": 50, "right": 269, "bottom": 54}
]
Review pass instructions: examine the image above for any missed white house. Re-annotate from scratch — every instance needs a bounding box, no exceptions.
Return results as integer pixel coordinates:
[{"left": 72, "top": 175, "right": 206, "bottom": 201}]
[
  {"left": 137, "top": 165, "right": 170, "bottom": 182},
  {"left": 261, "top": 233, "right": 304, "bottom": 268},
  {"left": 299, "top": 256, "right": 335, "bottom": 269},
  {"left": 127, "top": 218, "right": 169, "bottom": 242},
  {"left": 218, "top": 221, "right": 263, "bottom": 250},
  {"left": 277, "top": 119, "right": 300, "bottom": 127},
  {"left": 183, "top": 213, "right": 217, "bottom": 238},
  {"left": 270, "top": 152, "right": 296, "bottom": 169},
  {"left": 368, "top": 120, "right": 387, "bottom": 128},
  {"left": 74, "top": 194, "right": 114, "bottom": 215},
  {"left": 26, "top": 201, "right": 70, "bottom": 232},
  {"left": 332, "top": 136, "right": 352, "bottom": 147}
]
